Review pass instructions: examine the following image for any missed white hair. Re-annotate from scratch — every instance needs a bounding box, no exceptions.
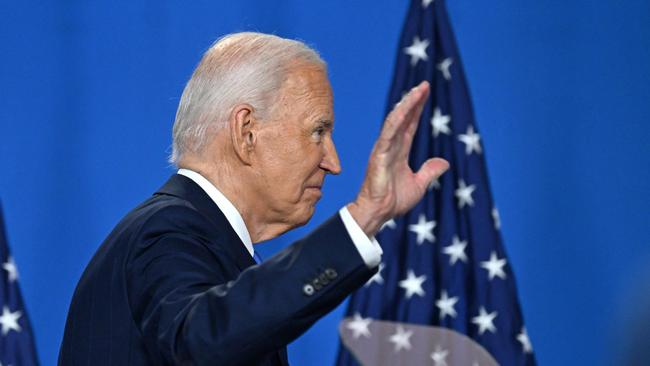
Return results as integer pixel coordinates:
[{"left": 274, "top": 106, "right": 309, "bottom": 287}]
[{"left": 169, "top": 32, "right": 326, "bottom": 165}]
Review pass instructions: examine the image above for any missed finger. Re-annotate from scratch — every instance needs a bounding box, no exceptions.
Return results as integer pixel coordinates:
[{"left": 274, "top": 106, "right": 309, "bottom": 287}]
[
  {"left": 414, "top": 158, "right": 450, "bottom": 191},
  {"left": 397, "top": 81, "right": 429, "bottom": 135},
  {"left": 399, "top": 83, "right": 430, "bottom": 158},
  {"left": 381, "top": 81, "right": 430, "bottom": 142}
]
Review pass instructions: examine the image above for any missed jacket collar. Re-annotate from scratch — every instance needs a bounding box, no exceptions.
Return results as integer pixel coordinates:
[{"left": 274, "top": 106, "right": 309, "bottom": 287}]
[{"left": 154, "top": 174, "right": 257, "bottom": 271}]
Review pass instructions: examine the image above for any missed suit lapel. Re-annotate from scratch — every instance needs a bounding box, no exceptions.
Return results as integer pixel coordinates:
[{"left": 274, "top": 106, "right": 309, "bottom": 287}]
[
  {"left": 155, "top": 175, "right": 288, "bottom": 365},
  {"left": 154, "top": 174, "right": 257, "bottom": 271}
]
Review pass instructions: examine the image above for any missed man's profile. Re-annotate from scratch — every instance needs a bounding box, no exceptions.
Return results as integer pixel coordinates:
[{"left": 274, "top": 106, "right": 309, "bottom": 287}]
[{"left": 59, "top": 32, "right": 448, "bottom": 365}]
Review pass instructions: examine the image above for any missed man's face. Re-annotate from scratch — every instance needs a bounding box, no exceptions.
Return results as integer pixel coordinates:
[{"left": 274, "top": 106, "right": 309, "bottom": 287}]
[{"left": 251, "top": 64, "right": 340, "bottom": 229}]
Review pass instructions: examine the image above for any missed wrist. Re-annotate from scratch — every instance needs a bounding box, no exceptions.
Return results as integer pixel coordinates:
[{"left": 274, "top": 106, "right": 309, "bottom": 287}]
[{"left": 346, "top": 201, "right": 388, "bottom": 237}]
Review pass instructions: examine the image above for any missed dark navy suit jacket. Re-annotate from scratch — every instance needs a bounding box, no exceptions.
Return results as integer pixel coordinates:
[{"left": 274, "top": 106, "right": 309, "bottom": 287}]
[{"left": 59, "top": 174, "right": 375, "bottom": 365}]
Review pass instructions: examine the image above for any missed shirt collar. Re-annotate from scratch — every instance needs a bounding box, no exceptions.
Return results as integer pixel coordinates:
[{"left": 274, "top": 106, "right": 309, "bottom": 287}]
[{"left": 177, "top": 168, "right": 254, "bottom": 257}]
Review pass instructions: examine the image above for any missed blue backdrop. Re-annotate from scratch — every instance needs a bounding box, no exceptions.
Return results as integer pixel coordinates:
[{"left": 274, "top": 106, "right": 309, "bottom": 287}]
[{"left": 1, "top": 1, "right": 648, "bottom": 365}]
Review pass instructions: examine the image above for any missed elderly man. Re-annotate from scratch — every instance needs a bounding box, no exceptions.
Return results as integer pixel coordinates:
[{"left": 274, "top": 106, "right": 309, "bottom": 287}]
[{"left": 59, "top": 32, "right": 448, "bottom": 365}]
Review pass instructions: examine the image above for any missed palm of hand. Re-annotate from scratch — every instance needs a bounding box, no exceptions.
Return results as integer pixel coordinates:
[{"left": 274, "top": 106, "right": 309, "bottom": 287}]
[{"left": 350, "top": 81, "right": 449, "bottom": 235}]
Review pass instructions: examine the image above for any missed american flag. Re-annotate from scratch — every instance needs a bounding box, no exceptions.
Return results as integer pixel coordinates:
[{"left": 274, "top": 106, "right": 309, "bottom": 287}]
[
  {"left": 336, "top": 0, "right": 536, "bottom": 365},
  {"left": 0, "top": 204, "right": 39, "bottom": 366}
]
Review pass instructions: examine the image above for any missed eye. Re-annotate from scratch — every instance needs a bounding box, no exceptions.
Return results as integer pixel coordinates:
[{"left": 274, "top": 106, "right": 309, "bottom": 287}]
[{"left": 312, "top": 127, "right": 326, "bottom": 141}]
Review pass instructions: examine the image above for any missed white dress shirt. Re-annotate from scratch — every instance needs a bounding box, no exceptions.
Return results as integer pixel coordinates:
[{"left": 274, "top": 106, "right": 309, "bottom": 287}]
[{"left": 177, "top": 169, "right": 382, "bottom": 268}]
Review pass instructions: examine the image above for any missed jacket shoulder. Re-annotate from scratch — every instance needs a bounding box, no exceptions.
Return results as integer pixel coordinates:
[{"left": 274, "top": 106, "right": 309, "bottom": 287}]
[{"left": 135, "top": 195, "right": 211, "bottom": 234}]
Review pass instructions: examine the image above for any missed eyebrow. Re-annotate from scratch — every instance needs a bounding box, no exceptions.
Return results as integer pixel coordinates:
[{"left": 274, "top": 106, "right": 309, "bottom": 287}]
[{"left": 315, "top": 119, "right": 334, "bottom": 130}]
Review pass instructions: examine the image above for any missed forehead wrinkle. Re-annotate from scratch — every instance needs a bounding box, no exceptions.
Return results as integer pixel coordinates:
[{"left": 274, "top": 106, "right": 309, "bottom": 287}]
[
  {"left": 280, "top": 61, "right": 330, "bottom": 97},
  {"left": 282, "top": 75, "right": 330, "bottom": 100},
  {"left": 272, "top": 68, "right": 333, "bottom": 124}
]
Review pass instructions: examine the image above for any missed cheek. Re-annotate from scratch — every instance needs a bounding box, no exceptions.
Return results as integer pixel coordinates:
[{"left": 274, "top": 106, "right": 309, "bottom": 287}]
[
  {"left": 273, "top": 142, "right": 320, "bottom": 177},
  {"left": 259, "top": 152, "right": 305, "bottom": 196},
  {"left": 257, "top": 137, "right": 322, "bottom": 201}
]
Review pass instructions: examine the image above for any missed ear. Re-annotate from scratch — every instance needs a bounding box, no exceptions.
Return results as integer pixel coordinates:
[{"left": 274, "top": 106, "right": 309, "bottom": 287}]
[{"left": 229, "top": 103, "right": 256, "bottom": 165}]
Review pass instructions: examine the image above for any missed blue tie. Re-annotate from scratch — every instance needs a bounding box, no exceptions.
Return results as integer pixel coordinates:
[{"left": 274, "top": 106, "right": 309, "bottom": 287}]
[{"left": 253, "top": 250, "right": 263, "bottom": 264}]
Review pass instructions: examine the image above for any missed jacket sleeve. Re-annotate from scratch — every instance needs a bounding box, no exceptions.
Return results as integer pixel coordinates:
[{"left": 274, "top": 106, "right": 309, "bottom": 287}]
[{"left": 126, "top": 209, "right": 376, "bottom": 365}]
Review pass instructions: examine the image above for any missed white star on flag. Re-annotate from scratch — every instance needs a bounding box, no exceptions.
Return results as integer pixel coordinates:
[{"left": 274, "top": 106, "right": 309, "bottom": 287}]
[
  {"left": 408, "top": 214, "right": 436, "bottom": 245},
  {"left": 437, "top": 57, "right": 453, "bottom": 80},
  {"left": 422, "top": 0, "right": 434, "bottom": 8},
  {"left": 347, "top": 313, "right": 372, "bottom": 339},
  {"left": 430, "top": 345, "right": 449, "bottom": 366},
  {"left": 517, "top": 327, "right": 533, "bottom": 353},
  {"left": 2, "top": 257, "right": 19, "bottom": 283},
  {"left": 458, "top": 125, "right": 482, "bottom": 155},
  {"left": 492, "top": 207, "right": 501, "bottom": 230},
  {"left": 442, "top": 235, "right": 468, "bottom": 265},
  {"left": 472, "top": 306, "right": 498, "bottom": 335},
  {"left": 404, "top": 36, "right": 430, "bottom": 66},
  {"left": 0, "top": 306, "right": 22, "bottom": 335},
  {"left": 380, "top": 219, "right": 397, "bottom": 231},
  {"left": 365, "top": 263, "right": 385, "bottom": 287},
  {"left": 455, "top": 179, "right": 476, "bottom": 208},
  {"left": 388, "top": 325, "right": 413, "bottom": 352},
  {"left": 399, "top": 269, "right": 427, "bottom": 299},
  {"left": 431, "top": 107, "right": 451, "bottom": 137},
  {"left": 435, "top": 290, "right": 459, "bottom": 319},
  {"left": 428, "top": 177, "right": 440, "bottom": 190},
  {"left": 481, "top": 251, "right": 507, "bottom": 280}
]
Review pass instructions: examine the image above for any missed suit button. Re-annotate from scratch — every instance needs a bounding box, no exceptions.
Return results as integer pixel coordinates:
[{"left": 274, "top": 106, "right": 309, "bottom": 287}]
[
  {"left": 313, "top": 278, "right": 322, "bottom": 290},
  {"left": 325, "top": 268, "right": 338, "bottom": 280},
  {"left": 303, "top": 284, "right": 315, "bottom": 296},
  {"left": 319, "top": 273, "right": 330, "bottom": 286}
]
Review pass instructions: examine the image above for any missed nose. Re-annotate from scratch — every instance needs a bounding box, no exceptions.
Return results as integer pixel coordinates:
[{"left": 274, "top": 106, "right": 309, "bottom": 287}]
[{"left": 320, "top": 136, "right": 341, "bottom": 175}]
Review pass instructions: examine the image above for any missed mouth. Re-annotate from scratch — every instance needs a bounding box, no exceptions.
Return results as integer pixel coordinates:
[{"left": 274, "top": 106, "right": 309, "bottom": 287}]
[
  {"left": 305, "top": 186, "right": 322, "bottom": 194},
  {"left": 305, "top": 185, "right": 323, "bottom": 199},
  {"left": 305, "top": 177, "right": 325, "bottom": 196},
  {"left": 305, "top": 180, "right": 324, "bottom": 190}
]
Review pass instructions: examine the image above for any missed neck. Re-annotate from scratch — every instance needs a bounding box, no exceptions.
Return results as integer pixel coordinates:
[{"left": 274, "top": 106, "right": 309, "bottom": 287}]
[{"left": 178, "top": 156, "right": 292, "bottom": 243}]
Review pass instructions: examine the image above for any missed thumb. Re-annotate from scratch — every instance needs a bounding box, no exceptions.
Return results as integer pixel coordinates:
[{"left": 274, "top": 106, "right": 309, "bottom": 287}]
[{"left": 415, "top": 158, "right": 450, "bottom": 190}]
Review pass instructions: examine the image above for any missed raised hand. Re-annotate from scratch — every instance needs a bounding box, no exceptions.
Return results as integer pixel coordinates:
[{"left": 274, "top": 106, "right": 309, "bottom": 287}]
[{"left": 348, "top": 81, "right": 449, "bottom": 236}]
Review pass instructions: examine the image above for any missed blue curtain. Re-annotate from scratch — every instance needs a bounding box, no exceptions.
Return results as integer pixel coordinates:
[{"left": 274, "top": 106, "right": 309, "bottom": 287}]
[{"left": 1, "top": 1, "right": 649, "bottom": 364}]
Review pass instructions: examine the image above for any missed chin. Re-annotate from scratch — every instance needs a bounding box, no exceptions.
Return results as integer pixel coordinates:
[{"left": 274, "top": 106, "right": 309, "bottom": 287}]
[{"left": 290, "top": 206, "right": 317, "bottom": 228}]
